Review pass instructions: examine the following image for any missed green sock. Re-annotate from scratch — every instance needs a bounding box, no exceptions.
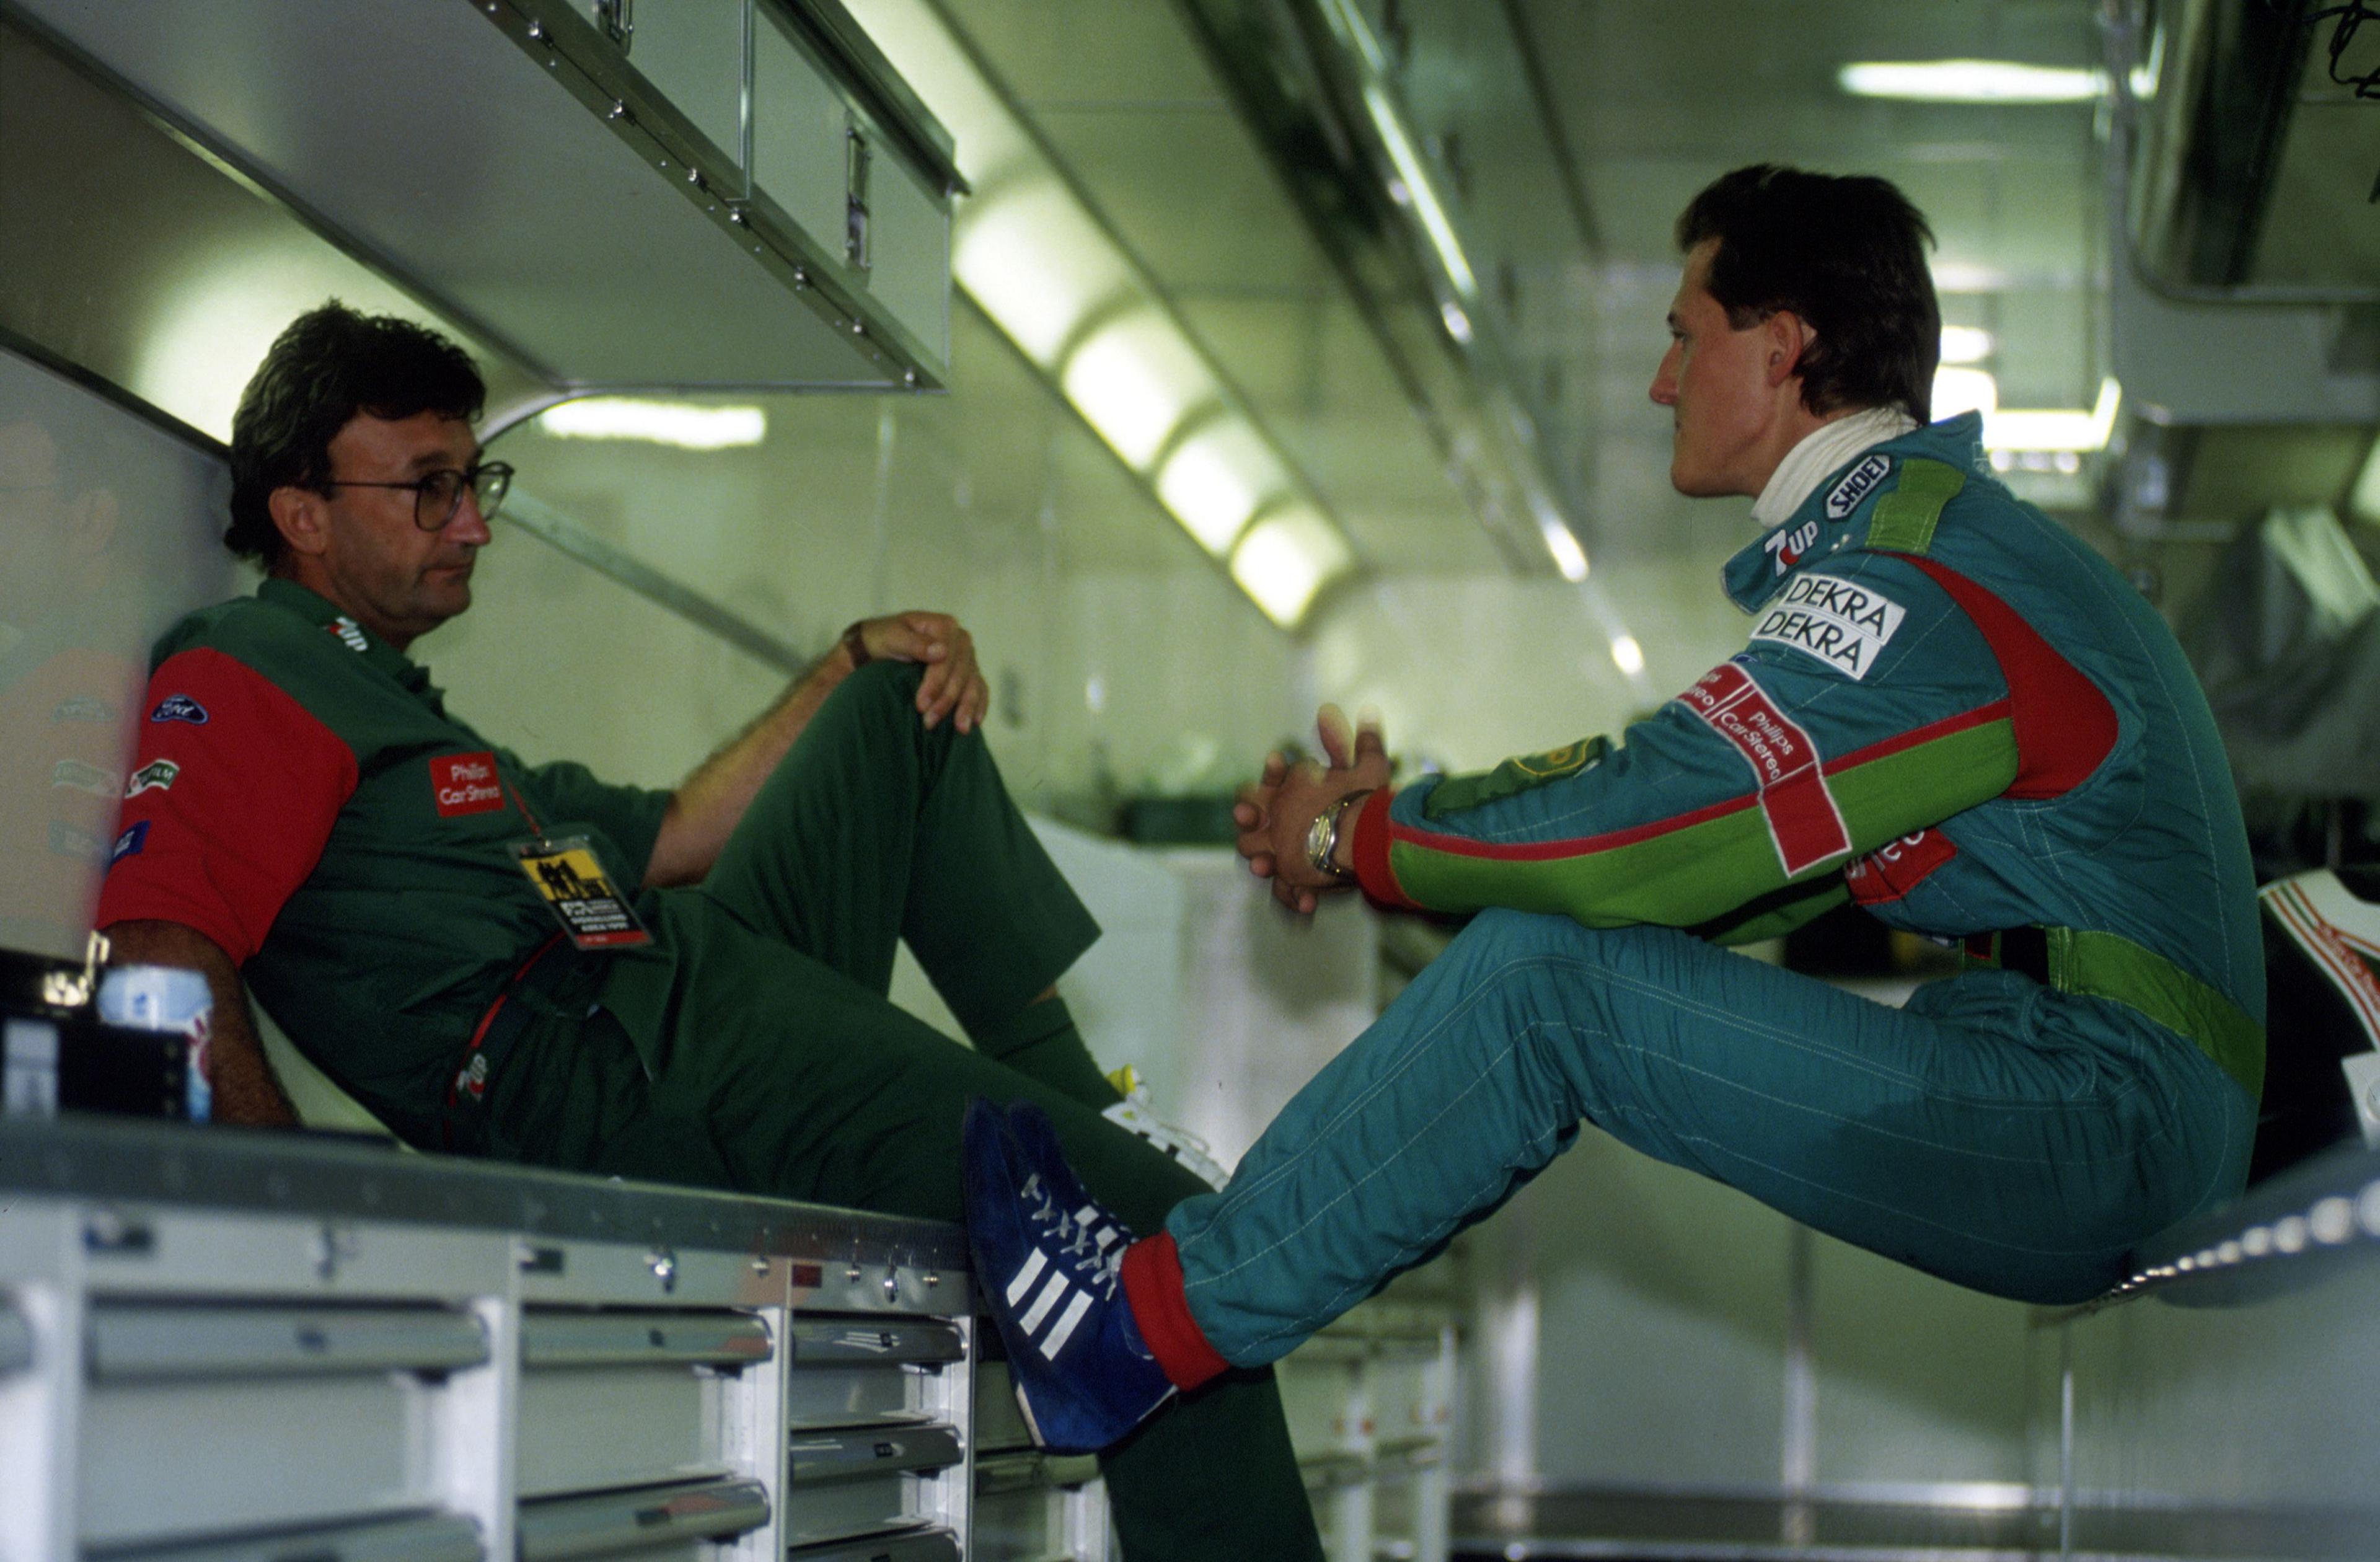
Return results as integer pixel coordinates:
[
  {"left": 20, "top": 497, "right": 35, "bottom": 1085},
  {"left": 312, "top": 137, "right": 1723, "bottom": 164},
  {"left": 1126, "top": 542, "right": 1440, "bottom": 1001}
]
[{"left": 972, "top": 995, "right": 1121, "bottom": 1110}]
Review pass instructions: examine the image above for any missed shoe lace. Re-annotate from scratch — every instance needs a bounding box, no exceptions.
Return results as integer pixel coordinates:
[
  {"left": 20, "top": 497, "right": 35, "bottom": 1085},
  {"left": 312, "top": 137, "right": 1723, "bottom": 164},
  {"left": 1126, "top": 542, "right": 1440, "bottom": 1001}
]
[{"left": 1021, "top": 1173, "right": 1124, "bottom": 1299}]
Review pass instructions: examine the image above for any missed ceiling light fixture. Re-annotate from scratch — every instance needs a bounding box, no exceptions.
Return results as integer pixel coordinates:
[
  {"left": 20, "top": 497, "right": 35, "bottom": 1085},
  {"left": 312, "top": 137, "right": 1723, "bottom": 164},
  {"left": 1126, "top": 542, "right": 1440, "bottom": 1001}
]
[
  {"left": 1838, "top": 60, "right": 2107, "bottom": 105},
  {"left": 1610, "top": 635, "right": 1645, "bottom": 677},
  {"left": 540, "top": 397, "right": 767, "bottom": 449},
  {"left": 1538, "top": 515, "right": 1589, "bottom": 583},
  {"left": 1985, "top": 378, "right": 2122, "bottom": 454},
  {"left": 1232, "top": 506, "right": 1353, "bottom": 629},
  {"left": 1158, "top": 425, "right": 1279, "bottom": 554},
  {"left": 846, "top": 0, "right": 1357, "bottom": 627},
  {"left": 1932, "top": 366, "right": 2000, "bottom": 421},
  {"left": 1939, "top": 325, "right": 1995, "bottom": 364},
  {"left": 1060, "top": 313, "right": 1215, "bottom": 470},
  {"left": 950, "top": 185, "right": 1127, "bottom": 368}
]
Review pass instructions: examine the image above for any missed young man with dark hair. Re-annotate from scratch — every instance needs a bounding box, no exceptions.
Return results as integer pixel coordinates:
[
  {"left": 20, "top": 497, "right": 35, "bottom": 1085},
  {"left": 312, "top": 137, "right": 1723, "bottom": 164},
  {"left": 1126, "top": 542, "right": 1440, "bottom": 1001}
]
[
  {"left": 99, "top": 302, "right": 1324, "bottom": 1561},
  {"left": 967, "top": 164, "right": 2265, "bottom": 1455}
]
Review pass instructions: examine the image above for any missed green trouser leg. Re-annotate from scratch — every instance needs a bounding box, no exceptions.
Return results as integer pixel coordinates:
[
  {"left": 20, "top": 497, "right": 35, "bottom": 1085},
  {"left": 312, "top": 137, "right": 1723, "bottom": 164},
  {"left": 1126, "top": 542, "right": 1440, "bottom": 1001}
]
[{"left": 489, "top": 663, "right": 1321, "bottom": 1562}]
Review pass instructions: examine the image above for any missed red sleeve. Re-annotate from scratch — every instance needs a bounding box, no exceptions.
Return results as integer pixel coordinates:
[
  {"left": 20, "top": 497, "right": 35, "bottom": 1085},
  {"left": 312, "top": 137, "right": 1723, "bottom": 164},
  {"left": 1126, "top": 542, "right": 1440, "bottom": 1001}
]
[{"left": 95, "top": 647, "right": 357, "bottom": 965}]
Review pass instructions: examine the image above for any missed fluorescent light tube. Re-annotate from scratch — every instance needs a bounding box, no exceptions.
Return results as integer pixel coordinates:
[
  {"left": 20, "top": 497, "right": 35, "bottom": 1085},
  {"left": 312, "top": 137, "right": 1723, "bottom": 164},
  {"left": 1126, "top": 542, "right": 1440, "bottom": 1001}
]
[
  {"left": 1232, "top": 507, "right": 1352, "bottom": 629},
  {"left": 1838, "top": 60, "right": 2107, "bottom": 104},
  {"left": 1158, "top": 425, "right": 1278, "bottom": 555},
  {"left": 1939, "top": 325, "right": 1995, "bottom": 364},
  {"left": 540, "top": 398, "right": 765, "bottom": 449}
]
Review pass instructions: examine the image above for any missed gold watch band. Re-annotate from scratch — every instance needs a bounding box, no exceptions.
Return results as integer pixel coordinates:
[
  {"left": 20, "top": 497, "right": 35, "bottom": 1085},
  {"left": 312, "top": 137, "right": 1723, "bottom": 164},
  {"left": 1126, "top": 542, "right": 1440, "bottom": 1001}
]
[{"left": 1306, "top": 792, "right": 1365, "bottom": 881}]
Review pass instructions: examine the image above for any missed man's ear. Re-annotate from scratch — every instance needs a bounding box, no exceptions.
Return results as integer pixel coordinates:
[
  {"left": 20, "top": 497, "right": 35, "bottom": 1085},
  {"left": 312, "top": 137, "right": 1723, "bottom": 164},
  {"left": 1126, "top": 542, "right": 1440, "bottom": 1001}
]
[
  {"left": 268, "top": 485, "right": 330, "bottom": 560},
  {"left": 1763, "top": 310, "right": 1816, "bottom": 389}
]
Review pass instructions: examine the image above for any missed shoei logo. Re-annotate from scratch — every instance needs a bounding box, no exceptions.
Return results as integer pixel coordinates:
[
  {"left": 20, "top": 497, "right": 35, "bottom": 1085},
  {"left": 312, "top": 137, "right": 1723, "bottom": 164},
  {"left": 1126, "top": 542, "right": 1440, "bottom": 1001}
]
[
  {"left": 148, "top": 694, "right": 208, "bottom": 725},
  {"left": 430, "top": 751, "right": 506, "bottom": 817},
  {"left": 125, "top": 759, "right": 180, "bottom": 798},
  {"left": 1825, "top": 453, "right": 1893, "bottom": 519}
]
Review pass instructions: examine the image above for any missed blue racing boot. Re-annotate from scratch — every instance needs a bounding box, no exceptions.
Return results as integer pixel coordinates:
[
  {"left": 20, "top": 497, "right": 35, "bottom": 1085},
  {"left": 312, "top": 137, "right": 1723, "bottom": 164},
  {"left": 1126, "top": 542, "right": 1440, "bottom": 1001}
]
[
  {"left": 1006, "top": 1099, "right": 1134, "bottom": 1263},
  {"left": 961, "top": 1098, "right": 1175, "bottom": 1453}
]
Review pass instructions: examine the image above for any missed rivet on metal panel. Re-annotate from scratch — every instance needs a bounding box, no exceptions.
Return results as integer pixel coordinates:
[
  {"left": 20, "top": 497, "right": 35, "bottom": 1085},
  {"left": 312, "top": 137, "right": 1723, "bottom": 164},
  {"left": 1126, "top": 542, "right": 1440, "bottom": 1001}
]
[
  {"left": 607, "top": 102, "right": 627, "bottom": 122},
  {"left": 851, "top": 320, "right": 865, "bottom": 336},
  {"left": 883, "top": 1268, "right": 899, "bottom": 1300},
  {"left": 793, "top": 268, "right": 808, "bottom": 288},
  {"left": 526, "top": 21, "right": 544, "bottom": 40},
  {"left": 648, "top": 1247, "right": 679, "bottom": 1293},
  {"left": 904, "top": 370, "right": 919, "bottom": 389},
  {"left": 687, "top": 167, "right": 703, "bottom": 185}
]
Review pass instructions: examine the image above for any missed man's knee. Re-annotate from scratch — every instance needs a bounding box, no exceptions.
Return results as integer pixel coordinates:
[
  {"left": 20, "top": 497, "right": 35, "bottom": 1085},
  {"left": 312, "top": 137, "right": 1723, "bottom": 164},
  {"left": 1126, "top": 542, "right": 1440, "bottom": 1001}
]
[
  {"left": 1060, "top": 1105, "right": 1214, "bottom": 1233},
  {"left": 819, "top": 658, "right": 927, "bottom": 734}
]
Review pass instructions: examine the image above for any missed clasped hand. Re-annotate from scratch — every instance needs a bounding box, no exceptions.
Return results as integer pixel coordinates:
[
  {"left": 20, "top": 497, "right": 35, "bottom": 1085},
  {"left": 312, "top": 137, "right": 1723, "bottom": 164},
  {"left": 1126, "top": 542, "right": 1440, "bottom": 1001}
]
[
  {"left": 851, "top": 611, "right": 989, "bottom": 734},
  {"left": 1233, "top": 704, "right": 1391, "bottom": 915}
]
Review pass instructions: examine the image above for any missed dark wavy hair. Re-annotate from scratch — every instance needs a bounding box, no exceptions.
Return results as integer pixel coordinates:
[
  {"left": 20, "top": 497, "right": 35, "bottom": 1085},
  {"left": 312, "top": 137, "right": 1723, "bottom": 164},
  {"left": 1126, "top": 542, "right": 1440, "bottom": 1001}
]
[
  {"left": 225, "top": 302, "right": 484, "bottom": 565},
  {"left": 1675, "top": 165, "right": 1940, "bottom": 424}
]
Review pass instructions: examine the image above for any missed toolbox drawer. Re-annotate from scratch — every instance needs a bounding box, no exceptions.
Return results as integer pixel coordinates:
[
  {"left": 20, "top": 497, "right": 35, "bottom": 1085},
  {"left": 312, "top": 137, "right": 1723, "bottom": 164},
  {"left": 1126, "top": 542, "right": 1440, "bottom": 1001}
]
[
  {"left": 87, "top": 1303, "right": 487, "bottom": 1380},
  {"left": 516, "top": 1478, "right": 767, "bottom": 1562},
  {"left": 516, "top": 1367, "right": 726, "bottom": 1498},
  {"left": 786, "top": 1316, "right": 961, "bottom": 1431},
  {"left": 784, "top": 1424, "right": 963, "bottom": 1548},
  {"left": 79, "top": 1303, "right": 484, "bottom": 1546},
  {"left": 516, "top": 1310, "right": 767, "bottom": 1498},
  {"left": 81, "top": 1374, "right": 441, "bottom": 1543},
  {"left": 91, "top": 1512, "right": 483, "bottom": 1562},
  {"left": 785, "top": 1530, "right": 959, "bottom": 1562}
]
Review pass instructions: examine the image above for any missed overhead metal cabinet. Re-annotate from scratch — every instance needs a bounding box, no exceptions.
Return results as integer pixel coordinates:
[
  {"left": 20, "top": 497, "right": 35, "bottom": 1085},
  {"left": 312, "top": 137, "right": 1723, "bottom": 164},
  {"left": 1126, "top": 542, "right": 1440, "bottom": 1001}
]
[{"left": 10, "top": 0, "right": 959, "bottom": 390}]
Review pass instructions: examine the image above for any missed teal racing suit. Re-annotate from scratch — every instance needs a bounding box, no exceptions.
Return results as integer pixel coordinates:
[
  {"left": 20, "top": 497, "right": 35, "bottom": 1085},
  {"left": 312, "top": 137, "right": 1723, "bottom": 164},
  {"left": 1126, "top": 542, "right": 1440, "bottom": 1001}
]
[{"left": 1140, "top": 413, "right": 2263, "bottom": 1374}]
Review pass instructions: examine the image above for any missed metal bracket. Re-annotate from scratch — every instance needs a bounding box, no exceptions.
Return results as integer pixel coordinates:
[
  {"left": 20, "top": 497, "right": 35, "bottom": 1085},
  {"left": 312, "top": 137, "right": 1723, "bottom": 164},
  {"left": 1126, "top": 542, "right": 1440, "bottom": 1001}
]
[
  {"left": 845, "top": 118, "right": 872, "bottom": 273},
  {"left": 594, "top": 0, "right": 631, "bottom": 50}
]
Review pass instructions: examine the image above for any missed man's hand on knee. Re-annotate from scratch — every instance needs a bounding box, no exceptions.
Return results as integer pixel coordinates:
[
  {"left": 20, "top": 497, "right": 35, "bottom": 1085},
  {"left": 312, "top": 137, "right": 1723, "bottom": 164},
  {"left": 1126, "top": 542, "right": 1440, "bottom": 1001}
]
[{"left": 852, "top": 611, "right": 989, "bottom": 735}]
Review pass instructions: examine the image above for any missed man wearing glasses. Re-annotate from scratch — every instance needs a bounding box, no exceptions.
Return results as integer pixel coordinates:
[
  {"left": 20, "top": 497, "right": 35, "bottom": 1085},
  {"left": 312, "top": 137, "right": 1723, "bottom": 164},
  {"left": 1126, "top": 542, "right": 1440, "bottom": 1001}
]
[{"left": 97, "top": 302, "right": 1323, "bottom": 1561}]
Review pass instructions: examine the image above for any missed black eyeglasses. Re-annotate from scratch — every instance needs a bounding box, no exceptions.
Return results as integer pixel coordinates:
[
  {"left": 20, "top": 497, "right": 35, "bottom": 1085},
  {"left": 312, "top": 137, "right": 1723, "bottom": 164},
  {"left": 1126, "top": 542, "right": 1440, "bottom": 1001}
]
[{"left": 324, "top": 461, "right": 513, "bottom": 531}]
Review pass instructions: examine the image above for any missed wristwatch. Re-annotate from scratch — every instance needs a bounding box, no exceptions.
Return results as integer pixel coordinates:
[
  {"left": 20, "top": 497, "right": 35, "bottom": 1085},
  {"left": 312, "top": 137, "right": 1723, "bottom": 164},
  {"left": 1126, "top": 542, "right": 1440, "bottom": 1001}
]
[{"left": 1305, "top": 792, "right": 1367, "bottom": 881}]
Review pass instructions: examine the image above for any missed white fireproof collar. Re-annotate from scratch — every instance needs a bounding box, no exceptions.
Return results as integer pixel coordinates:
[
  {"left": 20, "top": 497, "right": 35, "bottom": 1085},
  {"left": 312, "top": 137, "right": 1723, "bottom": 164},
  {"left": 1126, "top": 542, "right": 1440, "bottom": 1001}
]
[{"left": 1751, "top": 405, "right": 1919, "bottom": 530}]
